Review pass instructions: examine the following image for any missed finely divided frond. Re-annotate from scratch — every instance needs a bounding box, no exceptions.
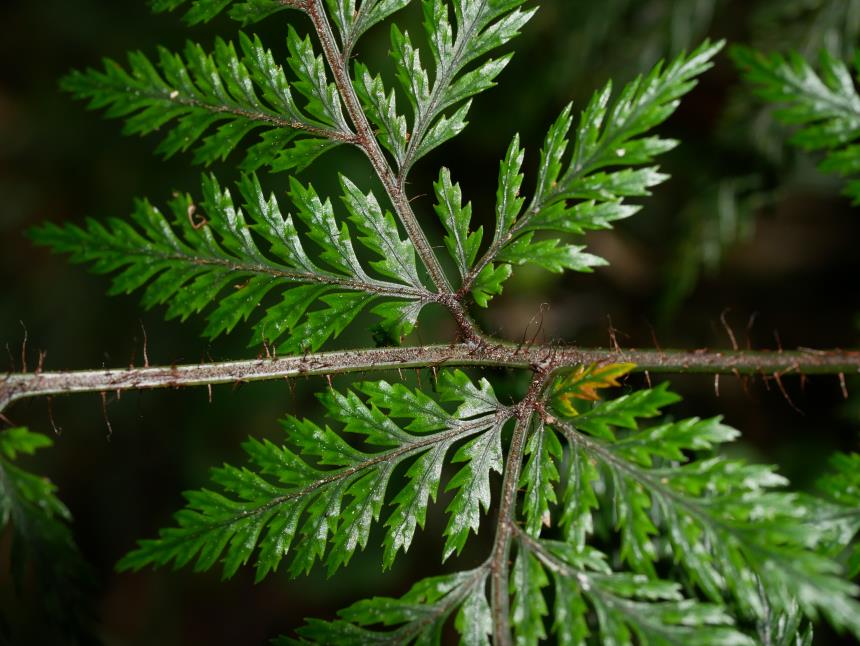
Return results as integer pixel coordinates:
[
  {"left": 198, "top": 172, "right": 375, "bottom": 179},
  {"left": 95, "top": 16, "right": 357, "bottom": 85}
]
[
  {"left": 62, "top": 32, "right": 353, "bottom": 173},
  {"left": 442, "top": 414, "right": 505, "bottom": 558},
  {"left": 516, "top": 536, "right": 753, "bottom": 646},
  {"left": 0, "top": 427, "right": 69, "bottom": 529},
  {"left": 117, "top": 372, "right": 509, "bottom": 579},
  {"left": 357, "top": 0, "right": 534, "bottom": 174},
  {"left": 812, "top": 451, "right": 860, "bottom": 577},
  {"left": 544, "top": 381, "right": 860, "bottom": 637},
  {"left": 433, "top": 168, "right": 482, "bottom": 280},
  {"left": 153, "top": 0, "right": 410, "bottom": 53},
  {"left": 326, "top": 0, "right": 412, "bottom": 55},
  {"left": 287, "top": 567, "right": 489, "bottom": 644},
  {"left": 0, "top": 428, "right": 95, "bottom": 640},
  {"left": 732, "top": 46, "right": 860, "bottom": 203},
  {"left": 151, "top": 0, "right": 300, "bottom": 25},
  {"left": 32, "top": 173, "right": 431, "bottom": 352},
  {"left": 460, "top": 40, "right": 724, "bottom": 306},
  {"left": 518, "top": 418, "right": 561, "bottom": 538}
]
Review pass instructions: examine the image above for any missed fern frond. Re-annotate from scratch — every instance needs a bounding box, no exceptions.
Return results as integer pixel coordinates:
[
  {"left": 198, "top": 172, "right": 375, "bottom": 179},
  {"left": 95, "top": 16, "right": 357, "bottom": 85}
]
[
  {"left": 153, "top": 0, "right": 409, "bottom": 53},
  {"left": 285, "top": 567, "right": 490, "bottom": 644},
  {"left": 732, "top": 45, "right": 860, "bottom": 203},
  {"left": 360, "top": 0, "right": 535, "bottom": 173},
  {"left": 288, "top": 537, "right": 750, "bottom": 645},
  {"left": 117, "top": 371, "right": 509, "bottom": 579},
  {"left": 461, "top": 40, "right": 724, "bottom": 306},
  {"left": 812, "top": 451, "right": 860, "bottom": 577},
  {"left": 510, "top": 542, "right": 550, "bottom": 643},
  {"left": 518, "top": 417, "right": 561, "bottom": 538},
  {"left": 755, "top": 598, "right": 813, "bottom": 646},
  {"left": 31, "top": 173, "right": 431, "bottom": 351},
  {"left": 354, "top": 62, "right": 411, "bottom": 167},
  {"left": 516, "top": 536, "right": 753, "bottom": 646},
  {"left": 0, "top": 428, "right": 96, "bottom": 640},
  {"left": 326, "top": 0, "right": 412, "bottom": 55},
  {"left": 545, "top": 382, "right": 860, "bottom": 637},
  {"left": 61, "top": 32, "right": 353, "bottom": 172},
  {"left": 151, "top": 0, "right": 300, "bottom": 25},
  {"left": 433, "top": 167, "right": 483, "bottom": 281},
  {"left": 0, "top": 427, "right": 69, "bottom": 529}
]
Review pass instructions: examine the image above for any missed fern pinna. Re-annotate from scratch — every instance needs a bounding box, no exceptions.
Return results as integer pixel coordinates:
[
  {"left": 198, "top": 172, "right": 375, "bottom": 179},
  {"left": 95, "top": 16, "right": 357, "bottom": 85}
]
[{"left": 5, "top": 0, "right": 858, "bottom": 643}]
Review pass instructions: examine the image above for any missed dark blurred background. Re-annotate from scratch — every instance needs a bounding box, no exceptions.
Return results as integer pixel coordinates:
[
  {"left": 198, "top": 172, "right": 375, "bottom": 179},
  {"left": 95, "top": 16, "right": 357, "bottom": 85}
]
[{"left": 1, "top": 0, "right": 859, "bottom": 643}]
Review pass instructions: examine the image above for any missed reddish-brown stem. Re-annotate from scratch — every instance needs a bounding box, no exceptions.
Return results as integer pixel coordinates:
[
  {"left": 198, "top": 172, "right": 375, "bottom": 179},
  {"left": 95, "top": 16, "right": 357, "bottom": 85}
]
[
  {"left": 489, "top": 370, "right": 551, "bottom": 645},
  {"left": 2, "top": 344, "right": 858, "bottom": 414}
]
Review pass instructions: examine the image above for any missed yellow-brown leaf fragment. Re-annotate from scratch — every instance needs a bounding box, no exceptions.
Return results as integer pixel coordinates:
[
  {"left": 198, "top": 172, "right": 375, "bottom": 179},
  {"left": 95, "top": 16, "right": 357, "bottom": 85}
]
[{"left": 550, "top": 362, "right": 636, "bottom": 417}]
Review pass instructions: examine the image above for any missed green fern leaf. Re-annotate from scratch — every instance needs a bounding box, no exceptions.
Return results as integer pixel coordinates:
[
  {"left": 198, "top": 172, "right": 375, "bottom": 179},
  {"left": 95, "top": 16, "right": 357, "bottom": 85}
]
[
  {"left": 0, "top": 428, "right": 96, "bottom": 640},
  {"left": 31, "top": 173, "right": 428, "bottom": 352},
  {"left": 732, "top": 45, "right": 860, "bottom": 203},
  {"left": 152, "top": 0, "right": 297, "bottom": 25},
  {"left": 456, "top": 574, "right": 493, "bottom": 645},
  {"left": 511, "top": 542, "right": 550, "bottom": 644},
  {"left": 443, "top": 418, "right": 506, "bottom": 558},
  {"left": 355, "top": 63, "right": 410, "bottom": 165},
  {"left": 496, "top": 234, "right": 606, "bottom": 275},
  {"left": 288, "top": 568, "right": 487, "bottom": 644},
  {"left": 495, "top": 133, "right": 526, "bottom": 243},
  {"left": 433, "top": 168, "right": 482, "bottom": 279},
  {"left": 388, "top": 0, "right": 535, "bottom": 171},
  {"left": 340, "top": 176, "right": 422, "bottom": 288},
  {"left": 560, "top": 443, "right": 600, "bottom": 551},
  {"left": 756, "top": 599, "right": 813, "bottom": 646},
  {"left": 519, "top": 418, "right": 561, "bottom": 537},
  {"left": 327, "top": 0, "right": 411, "bottom": 54},
  {"left": 61, "top": 33, "right": 351, "bottom": 172},
  {"left": 471, "top": 263, "right": 512, "bottom": 308},
  {"left": 390, "top": 24, "right": 432, "bottom": 114},
  {"left": 547, "top": 385, "right": 860, "bottom": 636},
  {"left": 520, "top": 538, "right": 754, "bottom": 646},
  {"left": 465, "top": 40, "right": 724, "bottom": 306},
  {"left": 0, "top": 428, "right": 67, "bottom": 523},
  {"left": 287, "top": 25, "right": 351, "bottom": 132},
  {"left": 813, "top": 451, "right": 860, "bottom": 578},
  {"left": 117, "top": 373, "right": 509, "bottom": 579}
]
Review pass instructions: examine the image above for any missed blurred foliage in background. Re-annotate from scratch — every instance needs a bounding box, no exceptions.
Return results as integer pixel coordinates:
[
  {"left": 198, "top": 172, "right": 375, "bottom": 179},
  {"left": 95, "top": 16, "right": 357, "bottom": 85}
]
[{"left": 1, "top": 0, "right": 859, "bottom": 643}]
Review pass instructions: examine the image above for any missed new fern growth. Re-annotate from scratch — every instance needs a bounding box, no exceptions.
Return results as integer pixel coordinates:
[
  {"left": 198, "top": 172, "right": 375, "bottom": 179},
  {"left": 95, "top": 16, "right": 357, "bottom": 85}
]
[{"left": 3, "top": 0, "right": 860, "bottom": 644}]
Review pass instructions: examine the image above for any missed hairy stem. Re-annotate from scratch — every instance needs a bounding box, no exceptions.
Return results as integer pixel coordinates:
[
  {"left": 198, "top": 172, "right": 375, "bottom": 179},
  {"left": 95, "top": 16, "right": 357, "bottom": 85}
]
[
  {"left": 489, "top": 372, "right": 549, "bottom": 645},
  {"left": 490, "top": 413, "right": 529, "bottom": 646},
  {"left": 2, "top": 344, "right": 858, "bottom": 414}
]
